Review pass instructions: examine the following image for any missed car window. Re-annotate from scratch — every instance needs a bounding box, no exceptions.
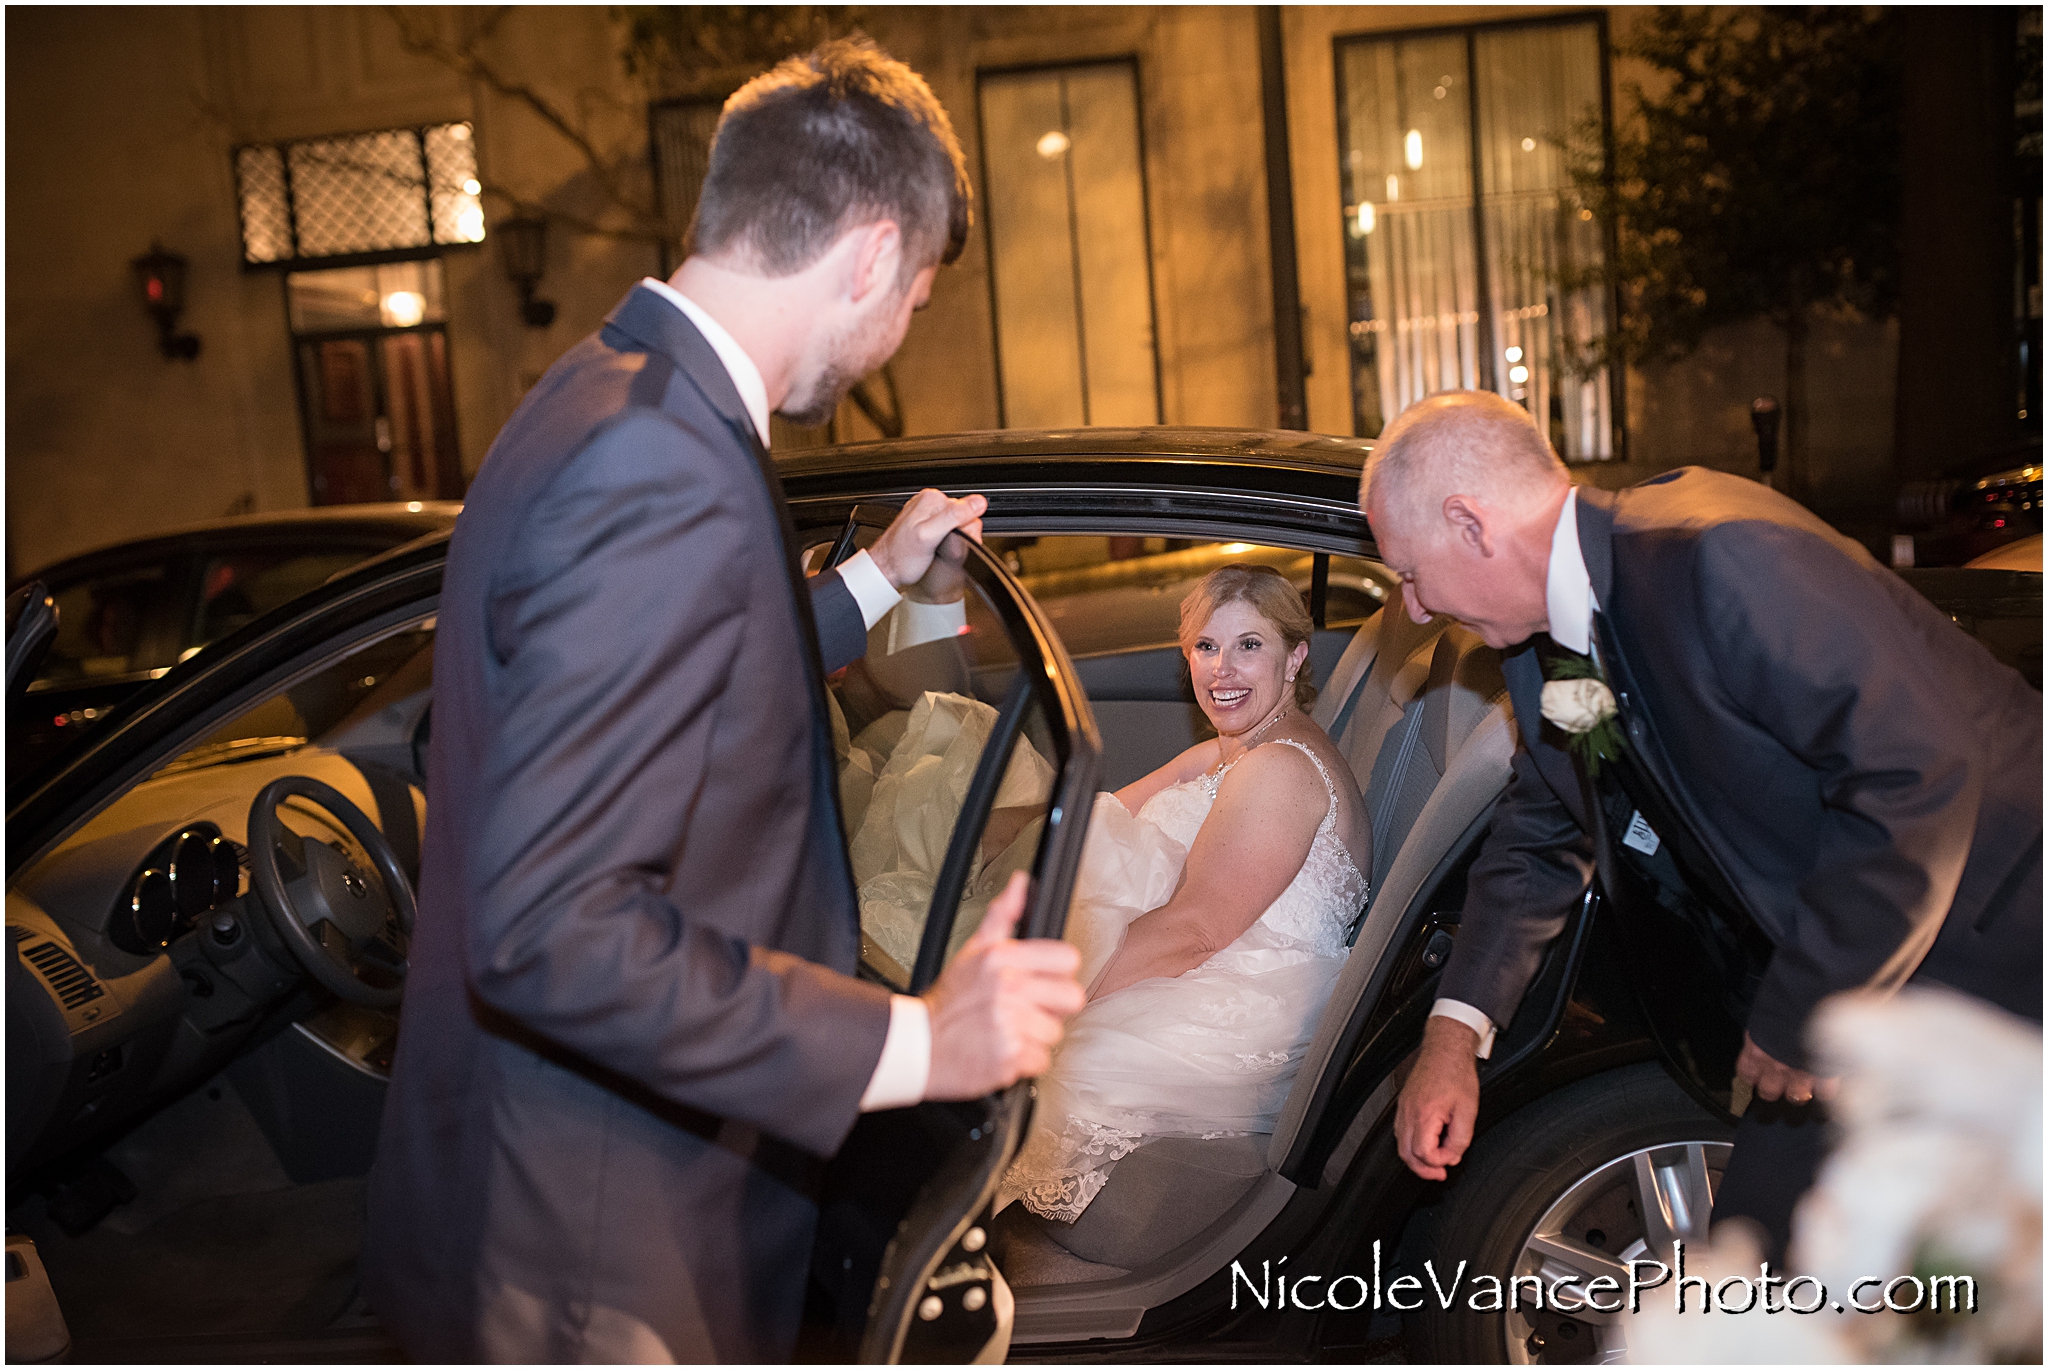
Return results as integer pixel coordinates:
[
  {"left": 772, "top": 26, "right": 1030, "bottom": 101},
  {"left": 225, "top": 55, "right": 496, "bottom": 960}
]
[
  {"left": 816, "top": 528, "right": 1069, "bottom": 991},
  {"left": 985, "top": 535, "right": 1394, "bottom": 657},
  {"left": 190, "top": 548, "right": 373, "bottom": 652},
  {"left": 40, "top": 562, "right": 176, "bottom": 684},
  {"left": 154, "top": 620, "right": 436, "bottom": 779}
]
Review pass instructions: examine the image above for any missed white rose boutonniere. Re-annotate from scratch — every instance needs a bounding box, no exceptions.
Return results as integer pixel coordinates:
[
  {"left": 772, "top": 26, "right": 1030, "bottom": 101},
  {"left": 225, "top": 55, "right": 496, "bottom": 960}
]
[
  {"left": 1539, "top": 655, "right": 1625, "bottom": 778},
  {"left": 1541, "top": 677, "right": 1617, "bottom": 735}
]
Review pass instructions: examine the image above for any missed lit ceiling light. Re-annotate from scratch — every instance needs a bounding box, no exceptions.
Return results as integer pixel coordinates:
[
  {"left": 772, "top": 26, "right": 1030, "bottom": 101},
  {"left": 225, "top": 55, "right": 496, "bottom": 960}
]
[
  {"left": 462, "top": 177, "right": 482, "bottom": 195},
  {"left": 382, "top": 291, "right": 427, "bottom": 328},
  {"left": 1404, "top": 129, "right": 1424, "bottom": 170},
  {"left": 1356, "top": 201, "right": 1376, "bottom": 235},
  {"left": 1036, "top": 130, "right": 1071, "bottom": 159},
  {"left": 1509, "top": 364, "right": 1530, "bottom": 384},
  {"left": 1505, "top": 345, "right": 1524, "bottom": 362}
]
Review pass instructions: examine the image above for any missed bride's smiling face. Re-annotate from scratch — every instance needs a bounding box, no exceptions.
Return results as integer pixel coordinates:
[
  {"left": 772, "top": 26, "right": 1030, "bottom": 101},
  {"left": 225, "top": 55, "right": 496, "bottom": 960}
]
[{"left": 1186, "top": 599, "right": 1308, "bottom": 739}]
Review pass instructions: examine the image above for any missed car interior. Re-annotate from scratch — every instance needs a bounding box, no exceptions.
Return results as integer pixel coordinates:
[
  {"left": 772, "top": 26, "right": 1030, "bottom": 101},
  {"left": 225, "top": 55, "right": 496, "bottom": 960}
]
[
  {"left": 977, "top": 568, "right": 1515, "bottom": 1348},
  {"left": 6, "top": 526, "right": 1519, "bottom": 1360}
]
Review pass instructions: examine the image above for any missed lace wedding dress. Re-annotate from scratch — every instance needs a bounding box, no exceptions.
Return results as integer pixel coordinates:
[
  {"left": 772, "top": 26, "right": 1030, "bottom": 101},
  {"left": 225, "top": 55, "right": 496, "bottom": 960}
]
[{"left": 996, "top": 739, "right": 1367, "bottom": 1224}]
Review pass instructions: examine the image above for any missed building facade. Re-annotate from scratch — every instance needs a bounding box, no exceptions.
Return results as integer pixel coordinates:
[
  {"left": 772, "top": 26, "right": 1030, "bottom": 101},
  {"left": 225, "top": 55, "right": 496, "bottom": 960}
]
[{"left": 6, "top": 6, "right": 1912, "bottom": 576}]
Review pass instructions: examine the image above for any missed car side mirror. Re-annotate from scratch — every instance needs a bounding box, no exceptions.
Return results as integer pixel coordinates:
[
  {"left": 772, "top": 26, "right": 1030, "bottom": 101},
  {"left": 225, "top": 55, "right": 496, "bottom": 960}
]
[{"left": 5, "top": 582, "right": 57, "bottom": 696}]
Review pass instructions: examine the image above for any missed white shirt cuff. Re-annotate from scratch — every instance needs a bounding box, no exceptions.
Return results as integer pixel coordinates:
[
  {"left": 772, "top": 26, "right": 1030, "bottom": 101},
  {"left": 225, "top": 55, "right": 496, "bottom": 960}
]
[
  {"left": 1430, "top": 998, "right": 1497, "bottom": 1060},
  {"left": 859, "top": 994, "right": 932, "bottom": 1111},
  {"left": 885, "top": 596, "right": 969, "bottom": 655},
  {"left": 836, "top": 549, "right": 902, "bottom": 630}
]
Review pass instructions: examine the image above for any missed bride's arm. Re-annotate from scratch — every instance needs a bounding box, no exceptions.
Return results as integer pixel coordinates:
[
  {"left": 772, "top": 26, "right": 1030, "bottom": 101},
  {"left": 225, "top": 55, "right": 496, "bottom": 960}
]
[
  {"left": 1112, "top": 738, "right": 1223, "bottom": 814},
  {"left": 1091, "top": 746, "right": 1326, "bottom": 999}
]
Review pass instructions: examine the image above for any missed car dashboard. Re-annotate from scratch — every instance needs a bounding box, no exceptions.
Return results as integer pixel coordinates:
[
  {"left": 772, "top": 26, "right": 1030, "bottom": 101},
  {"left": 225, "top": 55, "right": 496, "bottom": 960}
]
[{"left": 7, "top": 745, "right": 414, "bottom": 1176}]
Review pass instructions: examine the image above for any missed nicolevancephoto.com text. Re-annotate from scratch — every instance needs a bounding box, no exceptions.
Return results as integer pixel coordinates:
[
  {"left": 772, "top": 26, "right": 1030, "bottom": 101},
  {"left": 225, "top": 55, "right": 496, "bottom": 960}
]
[{"left": 1229, "top": 1242, "right": 1981, "bottom": 1318}]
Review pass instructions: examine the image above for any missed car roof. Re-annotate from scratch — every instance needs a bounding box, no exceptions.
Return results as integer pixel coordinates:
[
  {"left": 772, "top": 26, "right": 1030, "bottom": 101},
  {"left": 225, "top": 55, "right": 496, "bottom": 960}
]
[
  {"left": 20, "top": 502, "right": 463, "bottom": 584},
  {"left": 780, "top": 426, "right": 1368, "bottom": 480}
]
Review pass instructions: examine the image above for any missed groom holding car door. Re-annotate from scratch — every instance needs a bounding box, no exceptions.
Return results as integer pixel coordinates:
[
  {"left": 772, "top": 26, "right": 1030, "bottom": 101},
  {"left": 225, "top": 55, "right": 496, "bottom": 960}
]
[
  {"left": 364, "top": 39, "right": 1084, "bottom": 1363},
  {"left": 1370, "top": 390, "right": 2041, "bottom": 1261}
]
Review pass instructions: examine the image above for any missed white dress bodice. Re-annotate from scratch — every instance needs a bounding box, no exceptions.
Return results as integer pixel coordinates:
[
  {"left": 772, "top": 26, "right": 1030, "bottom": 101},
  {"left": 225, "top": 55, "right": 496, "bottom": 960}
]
[{"left": 1135, "top": 738, "right": 1365, "bottom": 959}]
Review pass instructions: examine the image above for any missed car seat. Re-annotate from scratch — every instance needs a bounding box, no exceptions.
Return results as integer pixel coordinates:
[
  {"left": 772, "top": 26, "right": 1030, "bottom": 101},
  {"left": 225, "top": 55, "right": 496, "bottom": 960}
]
[{"left": 996, "top": 587, "right": 1515, "bottom": 1282}]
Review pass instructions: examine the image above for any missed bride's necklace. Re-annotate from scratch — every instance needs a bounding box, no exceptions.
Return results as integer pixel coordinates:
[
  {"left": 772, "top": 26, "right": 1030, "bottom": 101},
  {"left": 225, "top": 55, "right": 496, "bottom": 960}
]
[{"left": 1210, "top": 706, "right": 1288, "bottom": 777}]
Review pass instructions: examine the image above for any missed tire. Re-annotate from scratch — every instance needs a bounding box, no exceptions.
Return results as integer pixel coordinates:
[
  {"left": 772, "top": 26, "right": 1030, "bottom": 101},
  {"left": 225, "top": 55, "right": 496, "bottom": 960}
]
[{"left": 1406, "top": 1064, "right": 1735, "bottom": 1365}]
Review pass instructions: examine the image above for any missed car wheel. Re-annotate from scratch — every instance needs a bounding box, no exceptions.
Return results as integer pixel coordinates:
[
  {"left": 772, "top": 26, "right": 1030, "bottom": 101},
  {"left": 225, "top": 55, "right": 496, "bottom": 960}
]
[{"left": 1407, "top": 1064, "right": 1735, "bottom": 1365}]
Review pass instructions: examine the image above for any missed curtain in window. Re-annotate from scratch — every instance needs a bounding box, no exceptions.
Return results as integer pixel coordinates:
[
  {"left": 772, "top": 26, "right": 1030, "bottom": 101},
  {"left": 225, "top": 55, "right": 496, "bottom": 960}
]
[{"left": 1338, "top": 20, "right": 1613, "bottom": 459}]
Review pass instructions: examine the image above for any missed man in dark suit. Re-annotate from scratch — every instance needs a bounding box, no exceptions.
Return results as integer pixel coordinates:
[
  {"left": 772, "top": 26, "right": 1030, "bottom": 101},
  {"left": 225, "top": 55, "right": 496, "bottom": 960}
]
[
  {"left": 1372, "top": 391, "right": 2040, "bottom": 1257},
  {"left": 363, "top": 40, "right": 1084, "bottom": 1361}
]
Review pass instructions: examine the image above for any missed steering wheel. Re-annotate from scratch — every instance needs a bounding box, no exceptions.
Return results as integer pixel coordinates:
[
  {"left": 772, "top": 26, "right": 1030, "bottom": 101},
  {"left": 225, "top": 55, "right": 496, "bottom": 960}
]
[{"left": 247, "top": 776, "right": 415, "bottom": 1008}]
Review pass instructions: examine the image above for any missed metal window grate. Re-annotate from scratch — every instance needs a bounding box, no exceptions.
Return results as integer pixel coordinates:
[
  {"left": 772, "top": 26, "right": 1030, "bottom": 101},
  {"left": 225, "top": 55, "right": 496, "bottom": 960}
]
[
  {"left": 233, "top": 122, "right": 484, "bottom": 269},
  {"left": 21, "top": 939, "right": 106, "bottom": 1011}
]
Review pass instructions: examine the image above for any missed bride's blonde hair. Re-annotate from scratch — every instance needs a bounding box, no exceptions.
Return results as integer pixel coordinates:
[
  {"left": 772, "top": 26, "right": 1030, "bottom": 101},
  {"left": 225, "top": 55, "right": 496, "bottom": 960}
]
[{"left": 1178, "top": 564, "right": 1318, "bottom": 712}]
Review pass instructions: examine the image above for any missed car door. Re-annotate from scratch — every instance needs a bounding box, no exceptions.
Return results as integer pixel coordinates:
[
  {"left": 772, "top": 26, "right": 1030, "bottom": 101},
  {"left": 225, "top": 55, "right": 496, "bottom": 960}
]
[{"left": 798, "top": 509, "right": 1100, "bottom": 1363}]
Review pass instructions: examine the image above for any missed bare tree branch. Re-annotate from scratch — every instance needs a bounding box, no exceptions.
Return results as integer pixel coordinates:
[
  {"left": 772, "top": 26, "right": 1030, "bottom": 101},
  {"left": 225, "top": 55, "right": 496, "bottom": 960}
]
[{"left": 384, "top": 6, "right": 665, "bottom": 239}]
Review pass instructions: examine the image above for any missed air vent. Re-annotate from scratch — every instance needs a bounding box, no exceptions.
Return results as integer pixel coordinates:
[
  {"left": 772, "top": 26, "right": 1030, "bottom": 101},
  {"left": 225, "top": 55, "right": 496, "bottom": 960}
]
[{"left": 22, "top": 940, "right": 106, "bottom": 1012}]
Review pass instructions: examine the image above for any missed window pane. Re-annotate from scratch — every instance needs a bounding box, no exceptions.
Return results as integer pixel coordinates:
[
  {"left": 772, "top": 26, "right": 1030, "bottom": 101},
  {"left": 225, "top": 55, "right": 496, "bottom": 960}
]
[
  {"left": 43, "top": 564, "right": 172, "bottom": 683},
  {"left": 837, "top": 567, "right": 1032, "bottom": 989},
  {"left": 157, "top": 621, "right": 436, "bottom": 779},
  {"left": 982, "top": 63, "right": 1159, "bottom": 427},
  {"left": 1338, "top": 20, "right": 1615, "bottom": 457},
  {"left": 989, "top": 535, "right": 1394, "bottom": 657},
  {"left": 287, "top": 261, "right": 447, "bottom": 333},
  {"left": 1474, "top": 22, "right": 1612, "bottom": 459},
  {"left": 1339, "top": 34, "right": 1484, "bottom": 436},
  {"left": 192, "top": 549, "right": 367, "bottom": 648}
]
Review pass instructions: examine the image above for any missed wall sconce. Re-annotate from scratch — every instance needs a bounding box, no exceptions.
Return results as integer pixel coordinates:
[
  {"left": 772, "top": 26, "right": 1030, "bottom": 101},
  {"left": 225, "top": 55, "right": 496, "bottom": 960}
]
[
  {"left": 132, "top": 243, "right": 201, "bottom": 360},
  {"left": 497, "top": 215, "right": 557, "bottom": 328}
]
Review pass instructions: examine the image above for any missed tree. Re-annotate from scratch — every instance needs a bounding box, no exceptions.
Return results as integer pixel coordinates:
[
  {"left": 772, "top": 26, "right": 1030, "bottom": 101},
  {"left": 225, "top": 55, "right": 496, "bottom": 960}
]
[
  {"left": 1561, "top": 7, "right": 1902, "bottom": 497},
  {"left": 386, "top": 6, "right": 905, "bottom": 437}
]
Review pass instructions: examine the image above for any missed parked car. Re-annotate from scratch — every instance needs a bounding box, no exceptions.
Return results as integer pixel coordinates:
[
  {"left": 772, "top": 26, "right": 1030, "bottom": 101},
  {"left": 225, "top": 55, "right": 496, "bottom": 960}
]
[
  {"left": 6, "top": 432, "right": 2037, "bottom": 1364},
  {"left": 8, "top": 503, "right": 460, "bottom": 783}
]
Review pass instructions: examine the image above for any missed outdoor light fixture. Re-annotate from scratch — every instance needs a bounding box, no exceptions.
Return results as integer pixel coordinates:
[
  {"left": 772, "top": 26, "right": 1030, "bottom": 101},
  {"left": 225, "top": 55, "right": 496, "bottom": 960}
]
[
  {"left": 496, "top": 215, "right": 557, "bottom": 328},
  {"left": 132, "top": 243, "right": 201, "bottom": 361}
]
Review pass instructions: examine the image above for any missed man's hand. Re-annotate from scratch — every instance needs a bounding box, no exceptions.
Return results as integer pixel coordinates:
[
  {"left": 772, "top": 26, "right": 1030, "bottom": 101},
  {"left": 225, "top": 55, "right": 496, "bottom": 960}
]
[
  {"left": 869, "top": 488, "right": 987, "bottom": 600},
  {"left": 1736, "top": 1031, "right": 1837, "bottom": 1105},
  {"left": 923, "top": 872, "right": 1085, "bottom": 1101},
  {"left": 1395, "top": 1015, "right": 1483, "bottom": 1181}
]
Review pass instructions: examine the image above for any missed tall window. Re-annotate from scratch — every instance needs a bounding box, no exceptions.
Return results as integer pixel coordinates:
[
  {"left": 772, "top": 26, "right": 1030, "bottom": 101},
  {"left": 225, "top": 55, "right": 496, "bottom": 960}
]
[
  {"left": 1337, "top": 18, "right": 1616, "bottom": 459},
  {"left": 979, "top": 61, "right": 1162, "bottom": 428},
  {"left": 286, "top": 261, "right": 462, "bottom": 505}
]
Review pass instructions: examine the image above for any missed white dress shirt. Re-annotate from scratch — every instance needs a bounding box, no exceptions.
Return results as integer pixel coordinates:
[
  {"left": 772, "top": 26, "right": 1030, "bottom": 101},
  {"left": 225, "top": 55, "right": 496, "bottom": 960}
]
[
  {"left": 1429, "top": 488, "right": 1600, "bottom": 1059},
  {"left": 639, "top": 276, "right": 960, "bottom": 1111}
]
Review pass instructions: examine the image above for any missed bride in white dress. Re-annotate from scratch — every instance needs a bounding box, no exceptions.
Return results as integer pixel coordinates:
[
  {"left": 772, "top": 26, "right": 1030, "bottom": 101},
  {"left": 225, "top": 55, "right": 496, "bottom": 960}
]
[{"left": 996, "top": 565, "right": 1372, "bottom": 1224}]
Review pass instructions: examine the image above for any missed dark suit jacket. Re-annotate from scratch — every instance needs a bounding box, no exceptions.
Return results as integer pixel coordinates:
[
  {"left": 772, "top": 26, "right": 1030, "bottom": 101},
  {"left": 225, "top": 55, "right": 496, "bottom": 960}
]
[
  {"left": 1442, "top": 469, "right": 2042, "bottom": 1065},
  {"left": 362, "top": 284, "right": 892, "bottom": 1362}
]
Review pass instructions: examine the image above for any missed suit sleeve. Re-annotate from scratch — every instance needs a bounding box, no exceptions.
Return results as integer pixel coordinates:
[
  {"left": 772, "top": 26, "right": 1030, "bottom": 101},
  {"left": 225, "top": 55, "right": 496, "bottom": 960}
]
[
  {"left": 1692, "top": 524, "right": 1983, "bottom": 1064},
  {"left": 471, "top": 410, "right": 889, "bottom": 1157},
  {"left": 811, "top": 570, "right": 868, "bottom": 674},
  {"left": 1438, "top": 733, "right": 1597, "bottom": 1032}
]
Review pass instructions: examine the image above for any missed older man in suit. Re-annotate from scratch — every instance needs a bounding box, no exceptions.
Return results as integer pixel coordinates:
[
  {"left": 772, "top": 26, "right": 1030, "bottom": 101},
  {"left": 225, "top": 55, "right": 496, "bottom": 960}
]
[
  {"left": 363, "top": 40, "right": 1084, "bottom": 1361},
  {"left": 1372, "top": 390, "right": 2041, "bottom": 1259}
]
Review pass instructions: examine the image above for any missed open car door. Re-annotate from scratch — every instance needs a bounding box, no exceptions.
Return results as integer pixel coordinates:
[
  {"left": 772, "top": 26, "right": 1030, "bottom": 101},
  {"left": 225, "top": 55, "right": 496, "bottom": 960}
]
[{"left": 801, "top": 512, "right": 1100, "bottom": 1363}]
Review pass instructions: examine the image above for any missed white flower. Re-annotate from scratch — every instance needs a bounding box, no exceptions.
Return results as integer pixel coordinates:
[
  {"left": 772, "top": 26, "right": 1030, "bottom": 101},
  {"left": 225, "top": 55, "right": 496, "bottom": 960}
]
[{"left": 1540, "top": 677, "right": 1616, "bottom": 734}]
